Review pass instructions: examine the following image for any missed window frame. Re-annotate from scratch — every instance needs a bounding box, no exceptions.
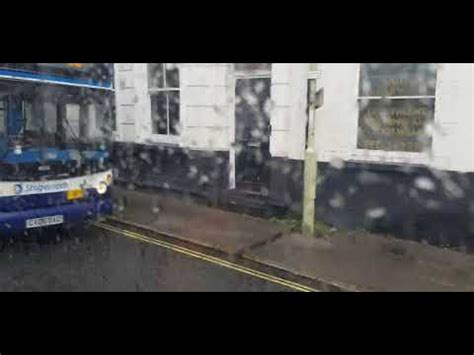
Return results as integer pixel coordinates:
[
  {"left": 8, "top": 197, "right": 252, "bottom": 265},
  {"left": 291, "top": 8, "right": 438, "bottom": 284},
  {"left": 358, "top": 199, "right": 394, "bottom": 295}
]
[
  {"left": 148, "top": 63, "right": 181, "bottom": 140},
  {"left": 234, "top": 63, "right": 272, "bottom": 78},
  {"left": 352, "top": 63, "right": 438, "bottom": 165}
]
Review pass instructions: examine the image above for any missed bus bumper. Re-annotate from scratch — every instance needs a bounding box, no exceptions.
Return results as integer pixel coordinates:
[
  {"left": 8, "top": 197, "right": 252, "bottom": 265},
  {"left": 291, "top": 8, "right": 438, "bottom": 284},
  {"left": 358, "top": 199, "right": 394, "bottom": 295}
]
[{"left": 0, "top": 195, "right": 113, "bottom": 236}]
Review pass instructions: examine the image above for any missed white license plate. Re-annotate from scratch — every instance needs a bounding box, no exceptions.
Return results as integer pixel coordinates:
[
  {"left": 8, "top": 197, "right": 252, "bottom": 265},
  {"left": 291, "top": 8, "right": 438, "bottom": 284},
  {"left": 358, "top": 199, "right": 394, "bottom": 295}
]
[{"left": 26, "top": 215, "right": 64, "bottom": 229}]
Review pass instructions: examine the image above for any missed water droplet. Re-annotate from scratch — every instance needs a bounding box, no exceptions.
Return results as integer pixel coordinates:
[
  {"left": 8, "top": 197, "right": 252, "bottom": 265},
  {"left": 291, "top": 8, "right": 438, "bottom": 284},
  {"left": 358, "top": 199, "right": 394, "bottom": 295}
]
[{"left": 366, "top": 208, "right": 386, "bottom": 219}]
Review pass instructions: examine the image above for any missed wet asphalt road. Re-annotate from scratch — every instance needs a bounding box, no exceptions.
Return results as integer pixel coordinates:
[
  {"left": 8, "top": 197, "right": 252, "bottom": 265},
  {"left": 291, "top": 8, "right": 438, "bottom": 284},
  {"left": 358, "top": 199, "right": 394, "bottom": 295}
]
[{"left": 0, "top": 224, "right": 294, "bottom": 292}]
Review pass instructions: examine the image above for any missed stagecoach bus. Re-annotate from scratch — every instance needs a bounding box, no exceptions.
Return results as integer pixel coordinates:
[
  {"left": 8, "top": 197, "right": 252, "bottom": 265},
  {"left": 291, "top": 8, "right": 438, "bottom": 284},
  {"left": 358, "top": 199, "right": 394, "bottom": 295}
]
[{"left": 0, "top": 63, "right": 115, "bottom": 248}]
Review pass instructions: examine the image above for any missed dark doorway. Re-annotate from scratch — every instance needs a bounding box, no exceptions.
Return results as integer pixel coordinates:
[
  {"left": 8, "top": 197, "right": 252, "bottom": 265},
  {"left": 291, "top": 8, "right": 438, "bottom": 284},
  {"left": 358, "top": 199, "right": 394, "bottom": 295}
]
[{"left": 234, "top": 78, "right": 272, "bottom": 193}]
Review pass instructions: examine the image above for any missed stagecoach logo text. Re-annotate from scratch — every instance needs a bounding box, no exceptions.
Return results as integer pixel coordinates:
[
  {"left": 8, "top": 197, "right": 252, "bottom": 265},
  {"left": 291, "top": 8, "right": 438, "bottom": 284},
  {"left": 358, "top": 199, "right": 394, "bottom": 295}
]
[
  {"left": 14, "top": 182, "right": 69, "bottom": 195},
  {"left": 14, "top": 184, "right": 22, "bottom": 195}
]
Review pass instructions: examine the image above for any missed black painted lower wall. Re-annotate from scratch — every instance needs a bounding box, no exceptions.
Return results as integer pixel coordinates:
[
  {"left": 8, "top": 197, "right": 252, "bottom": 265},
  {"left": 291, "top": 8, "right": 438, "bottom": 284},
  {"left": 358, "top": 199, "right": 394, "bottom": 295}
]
[
  {"left": 112, "top": 142, "right": 474, "bottom": 248},
  {"left": 316, "top": 162, "right": 474, "bottom": 248},
  {"left": 111, "top": 143, "right": 229, "bottom": 205}
]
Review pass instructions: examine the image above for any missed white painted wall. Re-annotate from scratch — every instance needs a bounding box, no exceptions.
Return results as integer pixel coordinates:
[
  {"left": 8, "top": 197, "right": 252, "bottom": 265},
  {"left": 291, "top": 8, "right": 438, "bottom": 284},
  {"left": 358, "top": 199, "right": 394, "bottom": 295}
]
[
  {"left": 267, "top": 63, "right": 310, "bottom": 160},
  {"left": 431, "top": 64, "right": 474, "bottom": 172},
  {"left": 315, "top": 64, "right": 360, "bottom": 164},
  {"left": 114, "top": 63, "right": 231, "bottom": 151},
  {"left": 115, "top": 63, "right": 138, "bottom": 142},
  {"left": 180, "top": 63, "right": 231, "bottom": 151},
  {"left": 314, "top": 63, "right": 474, "bottom": 172},
  {"left": 115, "top": 63, "right": 474, "bottom": 173},
  {"left": 268, "top": 64, "right": 291, "bottom": 157}
]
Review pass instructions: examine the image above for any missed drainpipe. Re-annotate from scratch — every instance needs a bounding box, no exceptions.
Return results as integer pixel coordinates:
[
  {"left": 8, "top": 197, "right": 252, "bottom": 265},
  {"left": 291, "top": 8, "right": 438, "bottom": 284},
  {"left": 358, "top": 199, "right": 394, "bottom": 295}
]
[{"left": 302, "top": 64, "right": 324, "bottom": 236}]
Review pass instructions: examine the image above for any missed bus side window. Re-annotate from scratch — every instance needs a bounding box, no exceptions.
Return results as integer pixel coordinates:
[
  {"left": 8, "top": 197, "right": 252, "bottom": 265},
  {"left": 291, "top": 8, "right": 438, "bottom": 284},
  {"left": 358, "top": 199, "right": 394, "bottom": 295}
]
[
  {"left": 0, "top": 98, "right": 6, "bottom": 136},
  {"left": 44, "top": 102, "right": 58, "bottom": 135},
  {"left": 23, "top": 101, "right": 40, "bottom": 135},
  {"left": 0, "top": 99, "right": 6, "bottom": 157},
  {"left": 91, "top": 103, "right": 106, "bottom": 139},
  {"left": 65, "top": 104, "right": 81, "bottom": 140}
]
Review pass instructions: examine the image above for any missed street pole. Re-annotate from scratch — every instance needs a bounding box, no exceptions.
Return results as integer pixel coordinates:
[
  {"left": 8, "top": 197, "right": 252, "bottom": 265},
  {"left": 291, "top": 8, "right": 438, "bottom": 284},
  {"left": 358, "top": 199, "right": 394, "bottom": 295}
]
[{"left": 302, "top": 67, "right": 323, "bottom": 236}]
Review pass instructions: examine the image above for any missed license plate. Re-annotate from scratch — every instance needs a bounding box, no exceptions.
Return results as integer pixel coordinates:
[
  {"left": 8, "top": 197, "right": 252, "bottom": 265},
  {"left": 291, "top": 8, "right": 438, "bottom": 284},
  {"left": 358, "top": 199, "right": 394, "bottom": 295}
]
[
  {"left": 26, "top": 215, "right": 64, "bottom": 229},
  {"left": 67, "top": 189, "right": 84, "bottom": 201}
]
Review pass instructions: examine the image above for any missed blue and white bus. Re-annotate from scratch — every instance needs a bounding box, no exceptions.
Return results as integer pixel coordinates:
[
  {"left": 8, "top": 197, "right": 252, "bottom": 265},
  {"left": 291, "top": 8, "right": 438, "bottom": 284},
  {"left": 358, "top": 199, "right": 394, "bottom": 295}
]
[{"left": 0, "top": 63, "right": 115, "bottom": 248}]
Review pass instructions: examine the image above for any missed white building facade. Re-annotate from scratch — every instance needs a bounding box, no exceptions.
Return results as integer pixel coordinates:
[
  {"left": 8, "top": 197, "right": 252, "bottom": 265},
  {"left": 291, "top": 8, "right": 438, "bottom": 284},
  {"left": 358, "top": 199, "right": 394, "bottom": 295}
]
[{"left": 113, "top": 63, "right": 474, "bottom": 246}]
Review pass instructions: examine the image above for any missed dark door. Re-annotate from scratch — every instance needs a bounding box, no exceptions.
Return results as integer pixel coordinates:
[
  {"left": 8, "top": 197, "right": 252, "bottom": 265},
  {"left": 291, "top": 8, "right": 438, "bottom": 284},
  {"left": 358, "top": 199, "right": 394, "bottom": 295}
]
[{"left": 234, "top": 78, "right": 272, "bottom": 192}]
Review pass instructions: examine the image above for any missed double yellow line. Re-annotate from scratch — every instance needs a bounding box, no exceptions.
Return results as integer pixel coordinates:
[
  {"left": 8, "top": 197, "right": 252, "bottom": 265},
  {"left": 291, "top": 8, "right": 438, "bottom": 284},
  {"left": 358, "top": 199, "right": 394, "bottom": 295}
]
[{"left": 93, "top": 222, "right": 318, "bottom": 292}]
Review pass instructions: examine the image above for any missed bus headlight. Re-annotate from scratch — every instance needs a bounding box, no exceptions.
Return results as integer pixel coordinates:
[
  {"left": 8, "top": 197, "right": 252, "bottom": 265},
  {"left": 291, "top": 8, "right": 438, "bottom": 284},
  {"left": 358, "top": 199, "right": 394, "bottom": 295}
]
[{"left": 96, "top": 182, "right": 108, "bottom": 195}]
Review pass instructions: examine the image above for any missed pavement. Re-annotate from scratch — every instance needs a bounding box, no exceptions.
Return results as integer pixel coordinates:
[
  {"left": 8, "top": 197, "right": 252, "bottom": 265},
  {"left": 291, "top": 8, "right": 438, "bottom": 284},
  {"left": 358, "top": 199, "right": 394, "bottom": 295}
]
[
  {"left": 112, "top": 185, "right": 289, "bottom": 256},
  {"left": 112, "top": 184, "right": 474, "bottom": 292}
]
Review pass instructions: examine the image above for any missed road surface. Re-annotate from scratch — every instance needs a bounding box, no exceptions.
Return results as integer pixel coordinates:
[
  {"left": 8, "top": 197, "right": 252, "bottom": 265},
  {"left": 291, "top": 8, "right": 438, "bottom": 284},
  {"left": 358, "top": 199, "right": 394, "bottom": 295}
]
[{"left": 0, "top": 223, "right": 310, "bottom": 292}]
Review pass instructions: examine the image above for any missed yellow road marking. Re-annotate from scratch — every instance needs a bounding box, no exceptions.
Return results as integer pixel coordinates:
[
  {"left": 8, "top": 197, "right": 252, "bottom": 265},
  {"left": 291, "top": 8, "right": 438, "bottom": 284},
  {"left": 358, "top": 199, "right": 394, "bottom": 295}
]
[{"left": 93, "top": 222, "right": 318, "bottom": 293}]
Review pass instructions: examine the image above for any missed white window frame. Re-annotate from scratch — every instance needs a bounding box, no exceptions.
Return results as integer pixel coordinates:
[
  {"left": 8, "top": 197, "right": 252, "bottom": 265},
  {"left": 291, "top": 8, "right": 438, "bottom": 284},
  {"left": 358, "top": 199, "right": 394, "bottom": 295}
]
[
  {"left": 233, "top": 63, "right": 272, "bottom": 78},
  {"left": 148, "top": 63, "right": 182, "bottom": 145},
  {"left": 351, "top": 63, "right": 437, "bottom": 166}
]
